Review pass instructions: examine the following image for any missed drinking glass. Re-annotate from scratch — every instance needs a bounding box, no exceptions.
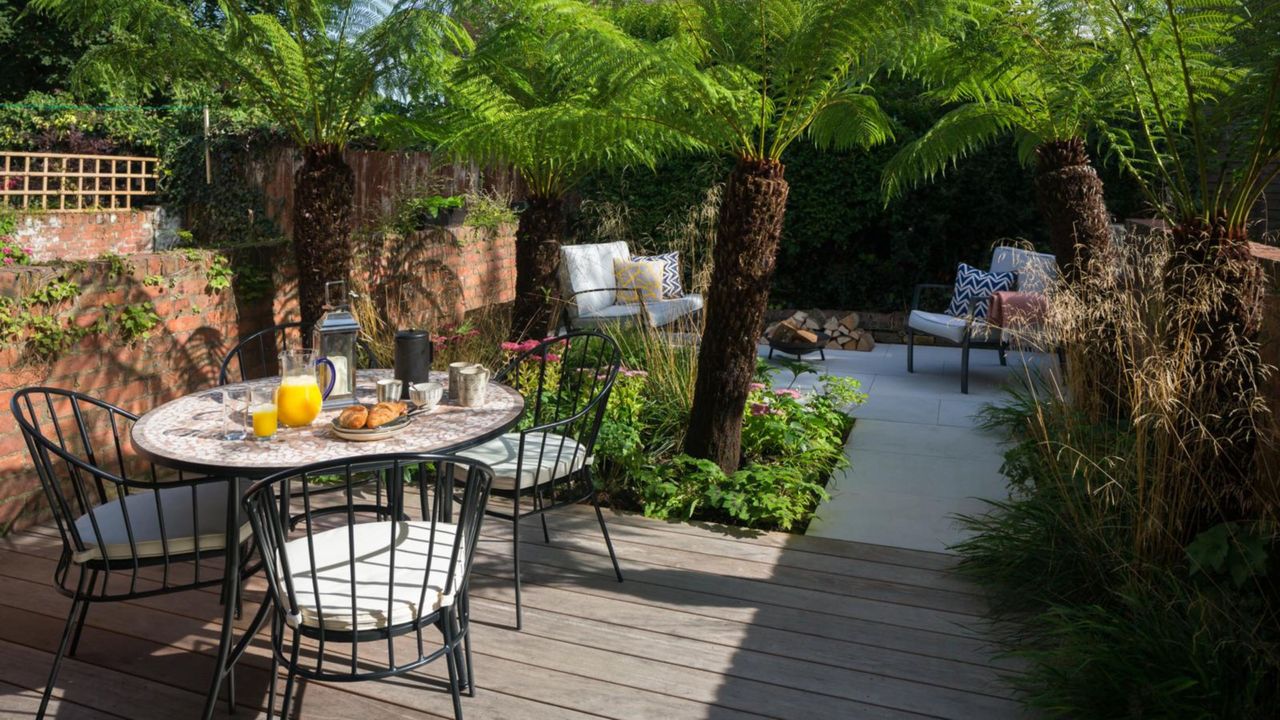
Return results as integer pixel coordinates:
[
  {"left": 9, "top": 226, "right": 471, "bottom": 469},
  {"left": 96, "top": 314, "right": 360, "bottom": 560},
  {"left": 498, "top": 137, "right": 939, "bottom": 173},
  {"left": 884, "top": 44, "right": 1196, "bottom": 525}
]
[
  {"left": 250, "top": 387, "right": 278, "bottom": 441},
  {"left": 218, "top": 389, "right": 248, "bottom": 441}
]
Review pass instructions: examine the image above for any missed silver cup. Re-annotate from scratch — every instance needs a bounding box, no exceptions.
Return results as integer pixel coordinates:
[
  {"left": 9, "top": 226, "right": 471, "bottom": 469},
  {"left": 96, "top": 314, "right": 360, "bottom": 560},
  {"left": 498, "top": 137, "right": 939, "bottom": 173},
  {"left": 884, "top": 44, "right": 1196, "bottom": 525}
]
[
  {"left": 376, "top": 378, "right": 403, "bottom": 403},
  {"left": 456, "top": 366, "right": 490, "bottom": 407},
  {"left": 447, "top": 362, "right": 473, "bottom": 400}
]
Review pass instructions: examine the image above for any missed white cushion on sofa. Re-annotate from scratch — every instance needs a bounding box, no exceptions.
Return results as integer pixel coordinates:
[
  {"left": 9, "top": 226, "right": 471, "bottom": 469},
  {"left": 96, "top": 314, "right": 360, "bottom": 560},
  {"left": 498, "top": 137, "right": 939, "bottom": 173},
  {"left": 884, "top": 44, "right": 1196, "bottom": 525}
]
[
  {"left": 560, "top": 242, "right": 631, "bottom": 316},
  {"left": 908, "top": 310, "right": 995, "bottom": 344},
  {"left": 575, "top": 294, "right": 704, "bottom": 328}
]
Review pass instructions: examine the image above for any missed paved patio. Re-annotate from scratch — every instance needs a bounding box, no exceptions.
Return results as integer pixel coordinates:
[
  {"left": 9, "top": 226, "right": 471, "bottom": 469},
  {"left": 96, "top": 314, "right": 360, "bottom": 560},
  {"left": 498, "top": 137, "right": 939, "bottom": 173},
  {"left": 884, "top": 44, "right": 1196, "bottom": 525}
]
[{"left": 760, "top": 341, "right": 1059, "bottom": 553}]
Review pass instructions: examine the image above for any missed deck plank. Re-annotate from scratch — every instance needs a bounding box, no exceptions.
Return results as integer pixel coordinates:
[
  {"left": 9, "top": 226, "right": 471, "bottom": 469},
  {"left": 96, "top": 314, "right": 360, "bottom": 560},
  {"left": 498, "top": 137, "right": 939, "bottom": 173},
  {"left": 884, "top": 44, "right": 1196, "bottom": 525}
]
[{"left": 0, "top": 509, "right": 1022, "bottom": 719}]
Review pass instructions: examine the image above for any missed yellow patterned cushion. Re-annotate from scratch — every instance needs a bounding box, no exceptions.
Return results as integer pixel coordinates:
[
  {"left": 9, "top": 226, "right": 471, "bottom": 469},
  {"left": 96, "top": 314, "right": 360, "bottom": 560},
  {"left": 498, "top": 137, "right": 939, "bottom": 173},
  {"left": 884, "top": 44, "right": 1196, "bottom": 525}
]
[{"left": 613, "top": 259, "right": 664, "bottom": 304}]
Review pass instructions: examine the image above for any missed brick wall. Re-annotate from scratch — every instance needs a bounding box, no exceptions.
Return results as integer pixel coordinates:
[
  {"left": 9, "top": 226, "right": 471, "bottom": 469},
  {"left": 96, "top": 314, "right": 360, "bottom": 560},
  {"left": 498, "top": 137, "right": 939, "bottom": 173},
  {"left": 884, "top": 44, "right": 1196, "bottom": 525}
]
[
  {"left": 357, "top": 225, "right": 516, "bottom": 327},
  {"left": 0, "top": 248, "right": 293, "bottom": 533},
  {"left": 12, "top": 208, "right": 180, "bottom": 263}
]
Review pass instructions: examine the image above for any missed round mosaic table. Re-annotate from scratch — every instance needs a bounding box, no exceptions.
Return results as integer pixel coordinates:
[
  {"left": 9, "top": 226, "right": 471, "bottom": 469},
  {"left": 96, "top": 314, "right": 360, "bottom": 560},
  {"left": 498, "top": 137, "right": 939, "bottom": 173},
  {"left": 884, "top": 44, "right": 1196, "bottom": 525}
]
[{"left": 131, "top": 369, "right": 525, "bottom": 477}]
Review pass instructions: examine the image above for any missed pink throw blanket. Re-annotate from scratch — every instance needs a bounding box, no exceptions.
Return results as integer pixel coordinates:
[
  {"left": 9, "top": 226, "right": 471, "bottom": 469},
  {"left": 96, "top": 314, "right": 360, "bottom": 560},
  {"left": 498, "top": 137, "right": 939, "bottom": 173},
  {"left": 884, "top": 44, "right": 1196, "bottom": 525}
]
[{"left": 988, "top": 291, "right": 1048, "bottom": 329}]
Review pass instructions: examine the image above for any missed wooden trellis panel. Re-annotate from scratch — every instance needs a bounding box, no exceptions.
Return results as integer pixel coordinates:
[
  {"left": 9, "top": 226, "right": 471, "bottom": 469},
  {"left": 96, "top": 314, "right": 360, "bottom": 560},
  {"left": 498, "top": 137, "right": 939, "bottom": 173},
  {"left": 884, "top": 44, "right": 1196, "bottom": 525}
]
[{"left": 0, "top": 151, "right": 159, "bottom": 212}]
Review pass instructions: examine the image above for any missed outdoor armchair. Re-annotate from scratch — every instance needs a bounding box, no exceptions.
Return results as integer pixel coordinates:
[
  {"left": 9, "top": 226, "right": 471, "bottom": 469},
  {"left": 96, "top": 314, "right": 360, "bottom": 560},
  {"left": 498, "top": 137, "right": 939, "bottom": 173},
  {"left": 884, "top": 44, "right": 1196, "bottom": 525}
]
[
  {"left": 558, "top": 241, "right": 703, "bottom": 330},
  {"left": 907, "top": 246, "right": 1058, "bottom": 393}
]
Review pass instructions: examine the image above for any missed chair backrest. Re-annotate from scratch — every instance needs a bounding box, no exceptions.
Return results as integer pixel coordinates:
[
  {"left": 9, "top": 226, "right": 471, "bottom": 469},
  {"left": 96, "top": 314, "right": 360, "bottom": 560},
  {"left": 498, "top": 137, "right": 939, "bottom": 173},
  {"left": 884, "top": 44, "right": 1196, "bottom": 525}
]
[
  {"left": 242, "top": 453, "right": 494, "bottom": 663},
  {"left": 559, "top": 241, "right": 631, "bottom": 316},
  {"left": 218, "top": 322, "right": 311, "bottom": 385},
  {"left": 10, "top": 387, "right": 228, "bottom": 596},
  {"left": 496, "top": 332, "right": 622, "bottom": 477},
  {"left": 990, "top": 246, "right": 1059, "bottom": 295}
]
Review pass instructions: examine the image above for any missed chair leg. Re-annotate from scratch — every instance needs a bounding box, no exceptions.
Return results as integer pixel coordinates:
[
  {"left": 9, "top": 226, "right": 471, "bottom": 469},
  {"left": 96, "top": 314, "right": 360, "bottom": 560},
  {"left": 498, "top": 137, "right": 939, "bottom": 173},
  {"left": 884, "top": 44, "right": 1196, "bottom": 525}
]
[
  {"left": 202, "top": 560, "right": 240, "bottom": 720},
  {"left": 999, "top": 342, "right": 1008, "bottom": 367},
  {"left": 266, "top": 618, "right": 281, "bottom": 719},
  {"left": 67, "top": 595, "right": 90, "bottom": 657},
  {"left": 961, "top": 336, "right": 971, "bottom": 395},
  {"left": 38, "top": 597, "right": 84, "bottom": 719},
  {"left": 443, "top": 618, "right": 465, "bottom": 720},
  {"left": 279, "top": 637, "right": 300, "bottom": 720},
  {"left": 592, "top": 493, "right": 623, "bottom": 583},
  {"left": 539, "top": 514, "right": 551, "bottom": 544},
  {"left": 906, "top": 329, "right": 915, "bottom": 373},
  {"left": 512, "top": 511, "right": 523, "bottom": 631}
]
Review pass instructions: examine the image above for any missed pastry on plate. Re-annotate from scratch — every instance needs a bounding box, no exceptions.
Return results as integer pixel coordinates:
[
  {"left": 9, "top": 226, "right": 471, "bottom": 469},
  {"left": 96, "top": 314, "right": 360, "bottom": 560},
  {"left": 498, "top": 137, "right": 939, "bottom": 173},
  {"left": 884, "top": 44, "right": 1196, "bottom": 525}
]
[
  {"left": 337, "top": 405, "right": 369, "bottom": 429},
  {"left": 366, "top": 401, "right": 404, "bottom": 429}
]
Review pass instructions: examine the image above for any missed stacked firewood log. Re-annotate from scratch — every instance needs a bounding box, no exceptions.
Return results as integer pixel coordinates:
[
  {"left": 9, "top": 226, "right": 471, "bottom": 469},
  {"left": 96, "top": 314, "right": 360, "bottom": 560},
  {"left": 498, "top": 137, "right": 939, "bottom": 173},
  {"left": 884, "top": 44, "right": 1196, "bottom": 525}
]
[{"left": 764, "top": 310, "right": 876, "bottom": 352}]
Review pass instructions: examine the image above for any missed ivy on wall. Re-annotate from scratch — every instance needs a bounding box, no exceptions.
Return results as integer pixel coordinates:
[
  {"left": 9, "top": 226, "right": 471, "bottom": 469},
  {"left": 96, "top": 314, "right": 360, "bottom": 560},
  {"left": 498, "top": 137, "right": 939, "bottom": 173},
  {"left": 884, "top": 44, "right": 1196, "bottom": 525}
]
[{"left": 0, "top": 248, "right": 267, "bottom": 362}]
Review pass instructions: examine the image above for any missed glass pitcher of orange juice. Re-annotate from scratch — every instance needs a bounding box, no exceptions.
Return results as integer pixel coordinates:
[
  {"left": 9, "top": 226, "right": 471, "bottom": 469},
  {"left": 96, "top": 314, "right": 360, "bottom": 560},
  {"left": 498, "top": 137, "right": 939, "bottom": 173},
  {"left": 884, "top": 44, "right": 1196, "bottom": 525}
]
[{"left": 276, "top": 350, "right": 336, "bottom": 427}]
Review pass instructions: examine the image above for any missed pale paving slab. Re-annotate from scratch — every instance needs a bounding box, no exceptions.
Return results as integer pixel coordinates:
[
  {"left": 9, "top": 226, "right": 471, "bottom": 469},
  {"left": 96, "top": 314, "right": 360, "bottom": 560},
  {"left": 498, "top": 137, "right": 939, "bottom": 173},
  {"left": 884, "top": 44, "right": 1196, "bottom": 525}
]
[{"left": 760, "top": 342, "right": 1057, "bottom": 553}]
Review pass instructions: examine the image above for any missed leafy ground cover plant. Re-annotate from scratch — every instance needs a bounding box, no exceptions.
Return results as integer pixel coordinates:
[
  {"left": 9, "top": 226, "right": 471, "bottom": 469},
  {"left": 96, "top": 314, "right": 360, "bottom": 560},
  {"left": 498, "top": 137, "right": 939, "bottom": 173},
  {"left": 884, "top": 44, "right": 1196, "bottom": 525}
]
[{"left": 480, "top": 315, "right": 862, "bottom": 533}]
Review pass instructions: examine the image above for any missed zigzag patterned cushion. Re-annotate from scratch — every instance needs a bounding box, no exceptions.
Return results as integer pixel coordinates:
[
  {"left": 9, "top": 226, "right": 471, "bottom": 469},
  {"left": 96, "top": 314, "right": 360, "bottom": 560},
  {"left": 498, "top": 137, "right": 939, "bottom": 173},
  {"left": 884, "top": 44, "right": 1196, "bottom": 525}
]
[
  {"left": 631, "top": 252, "right": 684, "bottom": 299},
  {"left": 947, "top": 263, "right": 1015, "bottom": 320}
]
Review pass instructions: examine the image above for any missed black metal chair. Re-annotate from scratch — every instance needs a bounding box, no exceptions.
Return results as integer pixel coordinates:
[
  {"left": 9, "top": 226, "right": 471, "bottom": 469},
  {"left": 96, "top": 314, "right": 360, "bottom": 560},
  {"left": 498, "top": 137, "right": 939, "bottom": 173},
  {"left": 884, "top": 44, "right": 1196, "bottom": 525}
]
[
  {"left": 456, "top": 331, "right": 623, "bottom": 630},
  {"left": 11, "top": 387, "right": 258, "bottom": 719},
  {"left": 242, "top": 453, "right": 495, "bottom": 720},
  {"left": 218, "top": 321, "right": 377, "bottom": 385}
]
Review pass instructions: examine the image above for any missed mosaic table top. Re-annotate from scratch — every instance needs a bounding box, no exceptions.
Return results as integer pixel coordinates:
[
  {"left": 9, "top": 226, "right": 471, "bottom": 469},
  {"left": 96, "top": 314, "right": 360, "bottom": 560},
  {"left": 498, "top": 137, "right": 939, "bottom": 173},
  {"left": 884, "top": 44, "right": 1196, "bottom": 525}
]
[{"left": 131, "top": 369, "right": 524, "bottom": 476}]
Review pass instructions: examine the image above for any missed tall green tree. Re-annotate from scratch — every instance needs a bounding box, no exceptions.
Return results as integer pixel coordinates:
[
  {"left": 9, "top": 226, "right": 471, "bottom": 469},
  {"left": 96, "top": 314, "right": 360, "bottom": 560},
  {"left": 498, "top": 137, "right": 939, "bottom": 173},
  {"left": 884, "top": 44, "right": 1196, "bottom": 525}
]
[
  {"left": 409, "top": 1, "right": 691, "bottom": 339},
  {"left": 1097, "top": 0, "right": 1280, "bottom": 523},
  {"left": 881, "top": 0, "right": 1123, "bottom": 279},
  {"left": 592, "top": 0, "right": 944, "bottom": 472},
  {"left": 33, "top": 0, "right": 467, "bottom": 325}
]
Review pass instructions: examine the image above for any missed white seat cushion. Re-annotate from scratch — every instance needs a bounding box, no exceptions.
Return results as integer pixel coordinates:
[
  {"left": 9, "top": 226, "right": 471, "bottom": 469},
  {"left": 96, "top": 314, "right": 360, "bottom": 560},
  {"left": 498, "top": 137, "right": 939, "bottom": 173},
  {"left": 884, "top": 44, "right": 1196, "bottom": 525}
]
[
  {"left": 457, "top": 432, "right": 589, "bottom": 491},
  {"left": 281, "top": 521, "right": 465, "bottom": 632},
  {"left": 990, "top": 246, "right": 1059, "bottom": 295},
  {"left": 908, "top": 310, "right": 995, "bottom": 344},
  {"left": 72, "top": 479, "right": 252, "bottom": 564},
  {"left": 560, "top": 241, "right": 631, "bottom": 316},
  {"left": 576, "top": 294, "right": 704, "bottom": 328}
]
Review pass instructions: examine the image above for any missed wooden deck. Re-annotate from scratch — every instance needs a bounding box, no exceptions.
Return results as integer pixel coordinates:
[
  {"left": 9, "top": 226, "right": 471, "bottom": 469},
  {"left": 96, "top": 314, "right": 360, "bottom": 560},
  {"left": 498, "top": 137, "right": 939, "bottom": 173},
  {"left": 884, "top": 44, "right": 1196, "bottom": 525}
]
[{"left": 0, "top": 505, "right": 1024, "bottom": 719}]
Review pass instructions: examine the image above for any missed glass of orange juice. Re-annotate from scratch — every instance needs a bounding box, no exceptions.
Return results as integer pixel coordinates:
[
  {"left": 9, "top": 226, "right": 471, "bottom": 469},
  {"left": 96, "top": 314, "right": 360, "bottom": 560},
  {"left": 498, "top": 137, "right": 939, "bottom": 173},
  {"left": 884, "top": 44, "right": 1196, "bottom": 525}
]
[
  {"left": 250, "top": 387, "right": 278, "bottom": 440},
  {"left": 276, "top": 350, "right": 335, "bottom": 427}
]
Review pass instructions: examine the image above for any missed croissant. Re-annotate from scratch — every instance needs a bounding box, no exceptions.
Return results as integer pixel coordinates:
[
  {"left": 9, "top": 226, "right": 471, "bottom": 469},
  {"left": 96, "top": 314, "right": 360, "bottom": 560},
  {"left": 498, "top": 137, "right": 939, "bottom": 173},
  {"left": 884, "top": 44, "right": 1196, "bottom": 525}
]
[
  {"left": 337, "top": 405, "right": 369, "bottom": 429},
  {"left": 366, "top": 401, "right": 404, "bottom": 429}
]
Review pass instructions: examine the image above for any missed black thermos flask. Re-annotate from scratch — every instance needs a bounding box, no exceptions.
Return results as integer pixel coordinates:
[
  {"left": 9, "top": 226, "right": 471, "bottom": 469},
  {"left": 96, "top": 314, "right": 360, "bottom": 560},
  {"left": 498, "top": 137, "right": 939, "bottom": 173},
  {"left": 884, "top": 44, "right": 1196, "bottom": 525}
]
[{"left": 394, "top": 329, "right": 432, "bottom": 399}]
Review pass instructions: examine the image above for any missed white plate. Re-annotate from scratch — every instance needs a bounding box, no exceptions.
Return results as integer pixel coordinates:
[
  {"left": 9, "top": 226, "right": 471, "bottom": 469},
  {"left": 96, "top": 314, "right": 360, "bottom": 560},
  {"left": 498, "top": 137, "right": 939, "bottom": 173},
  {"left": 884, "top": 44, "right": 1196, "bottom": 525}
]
[{"left": 330, "top": 413, "right": 412, "bottom": 442}]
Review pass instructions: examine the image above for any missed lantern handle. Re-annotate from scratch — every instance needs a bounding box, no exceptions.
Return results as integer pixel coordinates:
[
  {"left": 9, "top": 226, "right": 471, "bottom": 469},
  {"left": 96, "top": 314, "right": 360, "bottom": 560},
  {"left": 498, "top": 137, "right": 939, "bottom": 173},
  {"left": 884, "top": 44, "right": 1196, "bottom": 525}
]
[{"left": 315, "top": 357, "right": 337, "bottom": 399}]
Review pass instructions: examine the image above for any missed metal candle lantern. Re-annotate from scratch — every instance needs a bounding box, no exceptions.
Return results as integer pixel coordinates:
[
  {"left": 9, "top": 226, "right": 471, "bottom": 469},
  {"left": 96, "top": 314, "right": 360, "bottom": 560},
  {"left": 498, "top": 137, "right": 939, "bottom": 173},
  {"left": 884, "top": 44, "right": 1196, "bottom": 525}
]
[{"left": 313, "top": 280, "right": 359, "bottom": 409}]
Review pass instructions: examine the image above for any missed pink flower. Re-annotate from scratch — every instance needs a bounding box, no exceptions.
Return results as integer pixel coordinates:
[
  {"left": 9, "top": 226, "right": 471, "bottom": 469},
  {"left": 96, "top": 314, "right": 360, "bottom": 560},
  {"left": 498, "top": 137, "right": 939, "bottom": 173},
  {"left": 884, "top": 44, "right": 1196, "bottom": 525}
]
[
  {"left": 622, "top": 368, "right": 648, "bottom": 378},
  {"left": 774, "top": 388, "right": 802, "bottom": 399},
  {"left": 749, "top": 402, "right": 771, "bottom": 416},
  {"left": 748, "top": 382, "right": 765, "bottom": 392},
  {"left": 2, "top": 247, "right": 10, "bottom": 255},
  {"left": 543, "top": 353, "right": 561, "bottom": 363},
  {"left": 500, "top": 341, "right": 522, "bottom": 352},
  {"left": 2, "top": 257, "right": 12, "bottom": 266}
]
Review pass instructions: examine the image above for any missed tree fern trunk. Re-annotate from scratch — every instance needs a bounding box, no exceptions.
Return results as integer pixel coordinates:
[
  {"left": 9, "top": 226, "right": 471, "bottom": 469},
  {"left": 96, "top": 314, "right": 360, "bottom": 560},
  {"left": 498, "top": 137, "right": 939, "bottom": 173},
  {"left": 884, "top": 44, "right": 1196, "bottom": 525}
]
[
  {"left": 510, "top": 195, "right": 564, "bottom": 340},
  {"left": 1034, "top": 138, "right": 1111, "bottom": 280},
  {"left": 292, "top": 144, "right": 355, "bottom": 327},
  {"left": 1165, "top": 216, "right": 1265, "bottom": 527},
  {"left": 685, "top": 159, "right": 789, "bottom": 473}
]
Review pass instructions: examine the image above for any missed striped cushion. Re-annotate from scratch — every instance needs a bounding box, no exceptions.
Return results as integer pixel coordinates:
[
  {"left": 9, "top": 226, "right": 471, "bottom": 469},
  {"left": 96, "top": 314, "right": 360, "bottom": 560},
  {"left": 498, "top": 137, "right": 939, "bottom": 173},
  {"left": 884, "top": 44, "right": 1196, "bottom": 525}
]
[
  {"left": 631, "top": 252, "right": 684, "bottom": 298},
  {"left": 614, "top": 259, "right": 665, "bottom": 304},
  {"left": 946, "top": 263, "right": 1014, "bottom": 320}
]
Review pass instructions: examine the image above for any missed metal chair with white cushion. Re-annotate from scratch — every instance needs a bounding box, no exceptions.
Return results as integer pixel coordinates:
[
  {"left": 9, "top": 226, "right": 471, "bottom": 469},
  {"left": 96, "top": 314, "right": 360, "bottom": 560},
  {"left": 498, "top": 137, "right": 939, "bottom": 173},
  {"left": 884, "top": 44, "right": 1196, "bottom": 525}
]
[
  {"left": 242, "top": 453, "right": 495, "bottom": 720},
  {"left": 11, "top": 387, "right": 257, "bottom": 719},
  {"left": 907, "top": 246, "right": 1058, "bottom": 393},
  {"left": 456, "top": 332, "right": 624, "bottom": 630},
  {"left": 559, "top": 241, "right": 704, "bottom": 329}
]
